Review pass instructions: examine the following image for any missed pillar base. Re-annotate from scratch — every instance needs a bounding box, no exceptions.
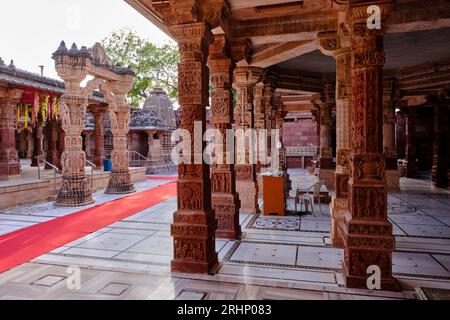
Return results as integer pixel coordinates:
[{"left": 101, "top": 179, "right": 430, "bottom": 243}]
[
  {"left": 171, "top": 209, "right": 219, "bottom": 274},
  {"left": 171, "top": 259, "right": 220, "bottom": 275},
  {"left": 236, "top": 180, "right": 259, "bottom": 214},
  {"left": 55, "top": 175, "right": 94, "bottom": 207},
  {"left": 212, "top": 193, "right": 241, "bottom": 239},
  {"left": 105, "top": 170, "right": 135, "bottom": 194},
  {"left": 386, "top": 169, "right": 401, "bottom": 191},
  {"left": 0, "top": 163, "right": 21, "bottom": 177},
  {"left": 319, "top": 168, "right": 335, "bottom": 189},
  {"left": 343, "top": 261, "right": 400, "bottom": 291}
]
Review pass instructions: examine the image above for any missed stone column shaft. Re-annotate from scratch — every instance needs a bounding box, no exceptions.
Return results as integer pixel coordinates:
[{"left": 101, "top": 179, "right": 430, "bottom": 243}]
[
  {"left": 208, "top": 35, "right": 241, "bottom": 239},
  {"left": 0, "top": 89, "right": 23, "bottom": 178},
  {"left": 169, "top": 22, "right": 218, "bottom": 274},
  {"left": 45, "top": 120, "right": 62, "bottom": 169},
  {"left": 383, "top": 100, "right": 400, "bottom": 190},
  {"left": 31, "top": 122, "right": 44, "bottom": 167},
  {"left": 318, "top": 84, "right": 336, "bottom": 188},
  {"left": 234, "top": 66, "right": 264, "bottom": 214},
  {"left": 404, "top": 107, "right": 418, "bottom": 177},
  {"left": 343, "top": 0, "right": 397, "bottom": 291},
  {"left": 92, "top": 111, "right": 105, "bottom": 168},
  {"left": 431, "top": 95, "right": 449, "bottom": 188},
  {"left": 332, "top": 50, "right": 352, "bottom": 248}
]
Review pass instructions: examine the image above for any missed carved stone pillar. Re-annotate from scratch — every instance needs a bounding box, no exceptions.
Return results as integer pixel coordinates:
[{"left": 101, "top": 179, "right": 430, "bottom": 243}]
[
  {"left": 53, "top": 43, "right": 93, "bottom": 207},
  {"left": 84, "top": 131, "right": 93, "bottom": 159},
  {"left": 106, "top": 78, "right": 135, "bottom": 194},
  {"left": 208, "top": 34, "right": 241, "bottom": 239},
  {"left": 0, "top": 88, "right": 23, "bottom": 179},
  {"left": 403, "top": 106, "right": 418, "bottom": 177},
  {"left": 234, "top": 66, "right": 264, "bottom": 214},
  {"left": 30, "top": 122, "right": 44, "bottom": 167},
  {"left": 26, "top": 130, "right": 33, "bottom": 159},
  {"left": 343, "top": 0, "right": 397, "bottom": 290},
  {"left": 263, "top": 76, "right": 277, "bottom": 168},
  {"left": 45, "top": 120, "right": 62, "bottom": 169},
  {"left": 318, "top": 84, "right": 335, "bottom": 188},
  {"left": 274, "top": 108, "right": 286, "bottom": 171},
  {"left": 92, "top": 111, "right": 105, "bottom": 168},
  {"left": 333, "top": 50, "right": 352, "bottom": 248},
  {"left": 383, "top": 98, "right": 400, "bottom": 190},
  {"left": 430, "top": 95, "right": 449, "bottom": 188},
  {"left": 169, "top": 22, "right": 218, "bottom": 273}
]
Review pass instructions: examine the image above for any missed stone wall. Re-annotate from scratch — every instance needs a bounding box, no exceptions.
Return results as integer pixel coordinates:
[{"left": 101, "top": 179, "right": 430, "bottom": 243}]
[{"left": 282, "top": 112, "right": 318, "bottom": 148}]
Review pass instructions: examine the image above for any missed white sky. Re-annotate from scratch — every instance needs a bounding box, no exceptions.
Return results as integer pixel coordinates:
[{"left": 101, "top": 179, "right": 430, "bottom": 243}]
[{"left": 0, "top": 0, "right": 173, "bottom": 80}]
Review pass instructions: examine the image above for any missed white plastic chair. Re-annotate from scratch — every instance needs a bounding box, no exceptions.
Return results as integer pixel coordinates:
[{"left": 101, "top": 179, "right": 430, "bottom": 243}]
[{"left": 294, "top": 181, "right": 326, "bottom": 217}]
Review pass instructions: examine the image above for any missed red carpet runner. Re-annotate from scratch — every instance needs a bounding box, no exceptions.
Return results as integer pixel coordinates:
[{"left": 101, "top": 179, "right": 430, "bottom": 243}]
[{"left": 0, "top": 181, "right": 177, "bottom": 274}]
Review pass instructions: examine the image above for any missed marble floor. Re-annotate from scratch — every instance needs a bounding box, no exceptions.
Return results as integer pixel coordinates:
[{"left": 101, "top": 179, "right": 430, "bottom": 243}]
[{"left": 0, "top": 171, "right": 449, "bottom": 300}]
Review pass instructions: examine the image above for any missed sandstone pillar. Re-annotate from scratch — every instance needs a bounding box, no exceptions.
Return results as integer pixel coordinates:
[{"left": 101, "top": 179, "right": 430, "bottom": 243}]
[
  {"left": 208, "top": 34, "right": 241, "bottom": 239},
  {"left": 318, "top": 84, "right": 335, "bottom": 188},
  {"left": 45, "top": 120, "right": 62, "bottom": 169},
  {"left": 30, "top": 122, "right": 44, "bottom": 167},
  {"left": 53, "top": 42, "right": 93, "bottom": 206},
  {"left": 333, "top": 50, "right": 352, "bottom": 247},
  {"left": 234, "top": 66, "right": 264, "bottom": 214},
  {"left": 403, "top": 106, "right": 418, "bottom": 177},
  {"left": 430, "top": 95, "right": 449, "bottom": 188},
  {"left": 0, "top": 88, "right": 23, "bottom": 179},
  {"left": 92, "top": 111, "right": 105, "bottom": 168},
  {"left": 169, "top": 22, "right": 218, "bottom": 273},
  {"left": 26, "top": 129, "right": 33, "bottom": 159},
  {"left": 106, "top": 78, "right": 135, "bottom": 194},
  {"left": 343, "top": 0, "right": 397, "bottom": 290},
  {"left": 383, "top": 98, "right": 400, "bottom": 190}
]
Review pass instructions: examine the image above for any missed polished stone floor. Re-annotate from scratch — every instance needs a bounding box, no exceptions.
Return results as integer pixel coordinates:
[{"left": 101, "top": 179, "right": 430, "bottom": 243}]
[{"left": 0, "top": 170, "right": 449, "bottom": 300}]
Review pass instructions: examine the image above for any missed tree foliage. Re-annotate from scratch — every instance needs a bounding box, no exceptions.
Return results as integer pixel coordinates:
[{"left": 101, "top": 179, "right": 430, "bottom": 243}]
[{"left": 102, "top": 28, "right": 179, "bottom": 107}]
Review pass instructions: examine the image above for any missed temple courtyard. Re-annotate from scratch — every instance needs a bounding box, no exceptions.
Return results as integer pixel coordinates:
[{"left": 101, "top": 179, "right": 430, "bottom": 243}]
[{"left": 0, "top": 170, "right": 448, "bottom": 300}]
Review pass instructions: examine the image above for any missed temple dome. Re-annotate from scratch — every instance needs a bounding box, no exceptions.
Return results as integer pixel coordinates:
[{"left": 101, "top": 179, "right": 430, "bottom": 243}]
[{"left": 130, "top": 87, "right": 176, "bottom": 131}]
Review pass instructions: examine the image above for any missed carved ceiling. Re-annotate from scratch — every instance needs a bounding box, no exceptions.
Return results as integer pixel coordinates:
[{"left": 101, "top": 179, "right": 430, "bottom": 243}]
[{"left": 124, "top": 0, "right": 450, "bottom": 96}]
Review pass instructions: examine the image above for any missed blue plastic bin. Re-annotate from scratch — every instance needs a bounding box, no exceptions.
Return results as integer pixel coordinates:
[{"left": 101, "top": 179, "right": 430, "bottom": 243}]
[{"left": 103, "top": 159, "right": 112, "bottom": 172}]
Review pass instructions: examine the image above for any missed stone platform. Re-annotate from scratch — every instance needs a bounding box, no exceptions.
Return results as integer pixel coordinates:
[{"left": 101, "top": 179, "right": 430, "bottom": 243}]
[{"left": 0, "top": 163, "right": 146, "bottom": 211}]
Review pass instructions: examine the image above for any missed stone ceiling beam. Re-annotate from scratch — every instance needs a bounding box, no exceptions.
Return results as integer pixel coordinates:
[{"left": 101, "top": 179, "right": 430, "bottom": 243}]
[{"left": 251, "top": 40, "right": 317, "bottom": 68}]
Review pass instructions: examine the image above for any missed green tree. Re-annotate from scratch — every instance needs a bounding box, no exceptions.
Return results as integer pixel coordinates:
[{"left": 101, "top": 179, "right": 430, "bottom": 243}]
[{"left": 102, "top": 28, "right": 179, "bottom": 107}]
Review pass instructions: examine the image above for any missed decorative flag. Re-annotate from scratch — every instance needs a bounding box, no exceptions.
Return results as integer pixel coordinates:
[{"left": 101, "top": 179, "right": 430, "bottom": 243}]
[
  {"left": 24, "top": 106, "right": 29, "bottom": 129},
  {"left": 54, "top": 96, "right": 59, "bottom": 119},
  {"left": 33, "top": 93, "right": 39, "bottom": 125}
]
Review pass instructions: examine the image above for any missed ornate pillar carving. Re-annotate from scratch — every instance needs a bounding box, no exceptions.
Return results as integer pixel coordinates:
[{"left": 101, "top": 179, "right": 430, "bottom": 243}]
[
  {"left": 402, "top": 106, "right": 418, "bottom": 177},
  {"left": 26, "top": 129, "right": 33, "bottom": 159},
  {"left": 45, "top": 120, "right": 62, "bottom": 169},
  {"left": 208, "top": 34, "right": 241, "bottom": 239},
  {"left": 84, "top": 131, "right": 93, "bottom": 159},
  {"left": 30, "top": 121, "right": 44, "bottom": 167},
  {"left": 429, "top": 94, "right": 449, "bottom": 188},
  {"left": 316, "top": 83, "right": 335, "bottom": 188},
  {"left": 233, "top": 66, "right": 264, "bottom": 214},
  {"left": 343, "top": 0, "right": 397, "bottom": 290},
  {"left": 383, "top": 103, "right": 400, "bottom": 189},
  {"left": 263, "top": 75, "right": 277, "bottom": 167},
  {"left": 92, "top": 111, "right": 105, "bottom": 168},
  {"left": 319, "top": 27, "right": 352, "bottom": 247},
  {"left": 106, "top": 78, "right": 135, "bottom": 194},
  {"left": 169, "top": 22, "right": 218, "bottom": 273},
  {"left": 53, "top": 42, "right": 93, "bottom": 206},
  {"left": 0, "top": 88, "right": 23, "bottom": 179}
]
